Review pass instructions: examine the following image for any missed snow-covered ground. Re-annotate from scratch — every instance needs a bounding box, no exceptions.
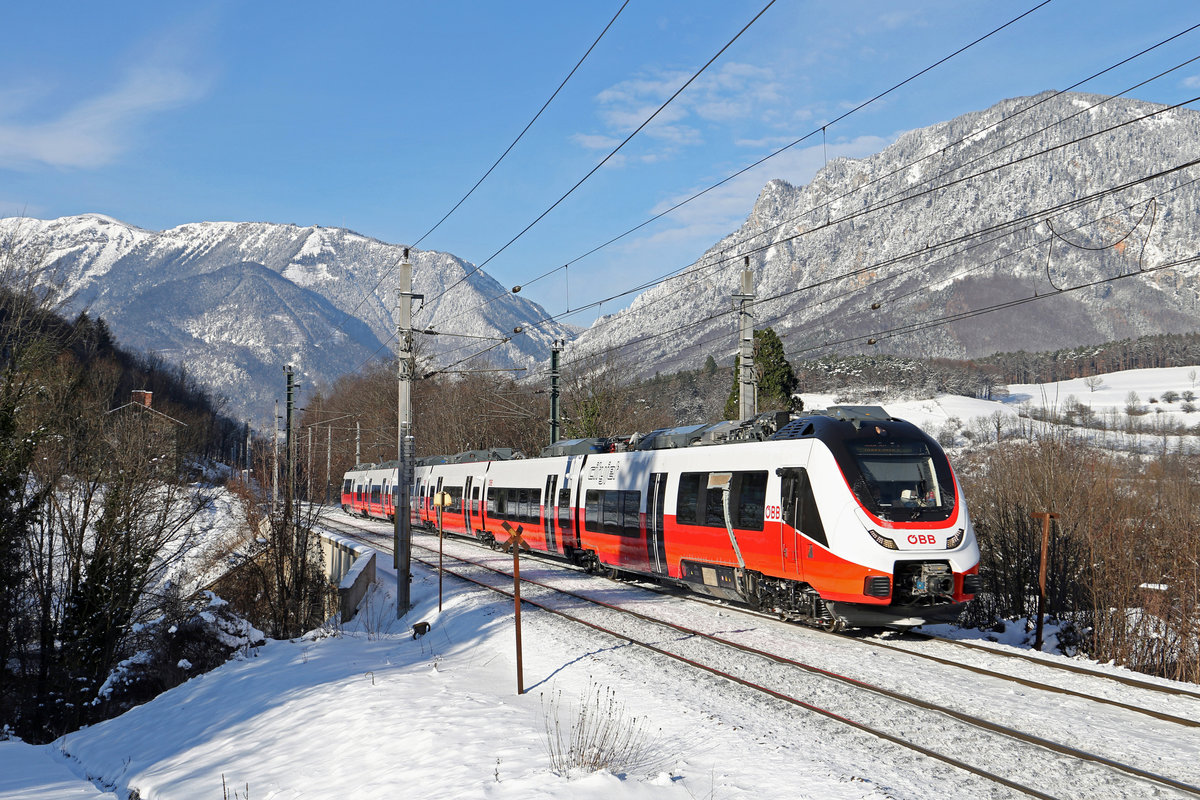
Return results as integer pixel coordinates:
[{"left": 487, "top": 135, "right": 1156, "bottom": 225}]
[
  {"left": 4, "top": 366, "right": 1200, "bottom": 799},
  {"left": 5, "top": 522, "right": 1199, "bottom": 799},
  {"left": 806, "top": 364, "right": 1200, "bottom": 454}
]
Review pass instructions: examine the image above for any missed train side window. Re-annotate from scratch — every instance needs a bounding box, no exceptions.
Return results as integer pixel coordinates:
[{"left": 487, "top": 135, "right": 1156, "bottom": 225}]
[
  {"left": 734, "top": 471, "right": 767, "bottom": 531},
  {"left": 703, "top": 484, "right": 724, "bottom": 527},
  {"left": 558, "top": 487, "right": 571, "bottom": 525},
  {"left": 622, "top": 491, "right": 641, "bottom": 537},
  {"left": 781, "top": 468, "right": 828, "bottom": 547},
  {"left": 489, "top": 487, "right": 504, "bottom": 516},
  {"left": 518, "top": 489, "right": 530, "bottom": 523},
  {"left": 343, "top": 479, "right": 352, "bottom": 494},
  {"left": 471, "top": 486, "right": 481, "bottom": 516},
  {"left": 585, "top": 490, "right": 600, "bottom": 530},
  {"left": 602, "top": 491, "right": 620, "bottom": 535},
  {"left": 676, "top": 473, "right": 702, "bottom": 524},
  {"left": 447, "top": 486, "right": 463, "bottom": 513}
]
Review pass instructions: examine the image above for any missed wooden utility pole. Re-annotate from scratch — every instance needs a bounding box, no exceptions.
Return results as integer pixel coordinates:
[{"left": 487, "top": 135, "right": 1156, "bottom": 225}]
[
  {"left": 1031, "top": 511, "right": 1060, "bottom": 651},
  {"left": 325, "top": 425, "right": 332, "bottom": 505},
  {"left": 501, "top": 520, "right": 531, "bottom": 694}
]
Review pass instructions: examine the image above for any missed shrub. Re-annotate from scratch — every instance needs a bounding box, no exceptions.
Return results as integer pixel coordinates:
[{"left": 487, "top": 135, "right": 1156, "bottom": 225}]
[
  {"left": 542, "top": 683, "right": 660, "bottom": 777},
  {"left": 1161, "top": 390, "right": 1180, "bottom": 403}
]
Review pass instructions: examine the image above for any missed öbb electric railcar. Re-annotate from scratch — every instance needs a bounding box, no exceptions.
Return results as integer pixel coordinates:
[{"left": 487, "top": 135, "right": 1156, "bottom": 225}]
[{"left": 341, "top": 406, "right": 980, "bottom": 629}]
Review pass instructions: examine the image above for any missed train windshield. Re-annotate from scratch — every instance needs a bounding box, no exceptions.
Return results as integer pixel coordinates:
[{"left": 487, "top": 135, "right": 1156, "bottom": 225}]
[{"left": 845, "top": 439, "right": 954, "bottom": 519}]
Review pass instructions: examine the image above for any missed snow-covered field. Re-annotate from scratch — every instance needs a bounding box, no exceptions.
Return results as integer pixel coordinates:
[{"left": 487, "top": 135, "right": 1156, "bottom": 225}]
[
  {"left": 4, "top": 366, "right": 1200, "bottom": 800},
  {"left": 807, "top": 364, "right": 1200, "bottom": 454}
]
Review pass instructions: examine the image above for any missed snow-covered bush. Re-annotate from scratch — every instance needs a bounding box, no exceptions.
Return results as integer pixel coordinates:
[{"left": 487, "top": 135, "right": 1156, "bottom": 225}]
[{"left": 94, "top": 592, "right": 263, "bottom": 715}]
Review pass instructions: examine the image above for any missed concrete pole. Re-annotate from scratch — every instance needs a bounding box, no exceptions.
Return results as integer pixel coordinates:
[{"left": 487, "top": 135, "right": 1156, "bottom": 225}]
[
  {"left": 285, "top": 366, "right": 295, "bottom": 502},
  {"left": 272, "top": 399, "right": 279, "bottom": 508},
  {"left": 396, "top": 248, "right": 416, "bottom": 616},
  {"left": 735, "top": 257, "right": 757, "bottom": 421},
  {"left": 326, "top": 424, "right": 332, "bottom": 505},
  {"left": 550, "top": 340, "right": 562, "bottom": 445},
  {"left": 355, "top": 420, "right": 361, "bottom": 465},
  {"left": 307, "top": 425, "right": 313, "bottom": 502}
]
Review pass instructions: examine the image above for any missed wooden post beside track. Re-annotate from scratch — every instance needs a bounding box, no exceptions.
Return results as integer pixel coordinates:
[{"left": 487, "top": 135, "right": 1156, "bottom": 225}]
[
  {"left": 1030, "top": 511, "right": 1060, "bottom": 651},
  {"left": 501, "top": 520, "right": 531, "bottom": 694},
  {"left": 433, "top": 491, "right": 452, "bottom": 612}
]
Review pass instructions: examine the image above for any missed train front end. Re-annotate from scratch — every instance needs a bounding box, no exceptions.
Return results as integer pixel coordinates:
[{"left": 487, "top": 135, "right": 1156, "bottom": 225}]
[{"left": 774, "top": 407, "right": 980, "bottom": 628}]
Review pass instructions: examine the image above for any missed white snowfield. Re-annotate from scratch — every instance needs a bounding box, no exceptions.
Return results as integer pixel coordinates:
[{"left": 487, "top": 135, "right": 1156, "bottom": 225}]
[{"left": 4, "top": 367, "right": 1200, "bottom": 799}]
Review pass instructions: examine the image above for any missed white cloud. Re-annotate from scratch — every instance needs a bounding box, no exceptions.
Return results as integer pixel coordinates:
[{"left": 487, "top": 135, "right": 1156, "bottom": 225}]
[
  {"left": 1183, "top": 75, "right": 1200, "bottom": 89},
  {"left": 576, "top": 61, "right": 789, "bottom": 159},
  {"left": 0, "top": 64, "right": 208, "bottom": 169},
  {"left": 571, "top": 132, "right": 623, "bottom": 150}
]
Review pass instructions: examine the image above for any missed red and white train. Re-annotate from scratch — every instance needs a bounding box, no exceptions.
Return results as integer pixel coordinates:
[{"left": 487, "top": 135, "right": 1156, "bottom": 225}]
[{"left": 341, "top": 406, "right": 980, "bottom": 629}]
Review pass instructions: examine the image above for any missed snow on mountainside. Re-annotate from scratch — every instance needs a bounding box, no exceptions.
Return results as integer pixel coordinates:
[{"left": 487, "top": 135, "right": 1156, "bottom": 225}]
[
  {"left": 0, "top": 215, "right": 574, "bottom": 426},
  {"left": 569, "top": 92, "right": 1200, "bottom": 378}
]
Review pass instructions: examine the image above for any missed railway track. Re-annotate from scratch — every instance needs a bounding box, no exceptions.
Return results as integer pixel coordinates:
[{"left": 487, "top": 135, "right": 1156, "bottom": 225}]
[
  {"left": 321, "top": 512, "right": 1200, "bottom": 800},
  {"left": 333, "top": 508, "right": 1200, "bottom": 715}
]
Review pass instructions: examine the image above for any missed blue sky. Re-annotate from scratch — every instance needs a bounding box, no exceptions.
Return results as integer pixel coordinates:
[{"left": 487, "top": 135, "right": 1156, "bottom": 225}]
[{"left": 2, "top": 1, "right": 1198, "bottom": 321}]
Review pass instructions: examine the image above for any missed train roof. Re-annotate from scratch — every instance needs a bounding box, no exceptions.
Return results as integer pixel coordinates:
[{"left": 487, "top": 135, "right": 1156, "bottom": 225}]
[{"left": 771, "top": 405, "right": 931, "bottom": 442}]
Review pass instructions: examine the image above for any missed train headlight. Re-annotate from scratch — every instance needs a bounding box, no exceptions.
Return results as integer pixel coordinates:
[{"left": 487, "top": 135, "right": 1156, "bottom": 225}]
[
  {"left": 946, "top": 528, "right": 965, "bottom": 549},
  {"left": 867, "top": 529, "right": 898, "bottom": 550}
]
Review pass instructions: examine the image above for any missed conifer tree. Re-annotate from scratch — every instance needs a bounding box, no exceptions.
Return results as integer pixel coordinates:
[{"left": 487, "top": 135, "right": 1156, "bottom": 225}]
[{"left": 724, "top": 327, "right": 798, "bottom": 419}]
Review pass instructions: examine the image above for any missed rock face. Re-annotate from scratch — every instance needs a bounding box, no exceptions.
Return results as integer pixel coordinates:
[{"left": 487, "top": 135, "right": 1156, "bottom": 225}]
[
  {"left": 566, "top": 92, "right": 1200, "bottom": 377},
  {"left": 0, "top": 214, "right": 574, "bottom": 425}
]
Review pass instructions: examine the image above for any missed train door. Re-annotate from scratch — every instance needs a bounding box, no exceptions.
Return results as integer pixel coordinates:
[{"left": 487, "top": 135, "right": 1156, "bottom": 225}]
[
  {"left": 471, "top": 485, "right": 482, "bottom": 529},
  {"left": 464, "top": 476, "right": 474, "bottom": 533},
  {"left": 544, "top": 475, "right": 558, "bottom": 552},
  {"left": 779, "top": 467, "right": 826, "bottom": 580},
  {"left": 779, "top": 469, "right": 803, "bottom": 577},
  {"left": 647, "top": 472, "right": 668, "bottom": 575}
]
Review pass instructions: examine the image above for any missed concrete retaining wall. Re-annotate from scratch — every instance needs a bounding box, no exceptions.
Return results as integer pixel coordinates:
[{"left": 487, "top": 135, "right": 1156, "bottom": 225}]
[{"left": 317, "top": 530, "right": 377, "bottom": 623}]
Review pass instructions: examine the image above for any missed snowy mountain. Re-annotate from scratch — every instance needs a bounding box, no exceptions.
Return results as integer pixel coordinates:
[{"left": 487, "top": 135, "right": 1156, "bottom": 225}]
[
  {"left": 0, "top": 214, "right": 575, "bottom": 426},
  {"left": 568, "top": 92, "right": 1200, "bottom": 377}
]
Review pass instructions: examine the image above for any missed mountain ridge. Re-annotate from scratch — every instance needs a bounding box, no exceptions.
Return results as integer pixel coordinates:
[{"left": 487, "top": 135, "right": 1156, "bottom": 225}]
[{"left": 0, "top": 214, "right": 574, "bottom": 425}]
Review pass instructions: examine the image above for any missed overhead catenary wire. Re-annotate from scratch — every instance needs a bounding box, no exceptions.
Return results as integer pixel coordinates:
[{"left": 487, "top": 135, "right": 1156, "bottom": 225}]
[
  {"left": 549, "top": 155, "right": 1200, "bottom": 374},
  {"left": 331, "top": 1, "right": 630, "bottom": 337},
  {"left": 362, "top": 16, "right": 1200, "bottom": 383},
  {"left": 430, "top": 15, "right": 1199, "bottom": 343},
  {"left": 425, "top": 129, "right": 1200, "bottom": 379},
  {"left": 419, "top": 0, "right": 781, "bottom": 312},
  {"left": 426, "top": 0, "right": 1062, "bottom": 335},
  {"left": 520, "top": 95, "right": 1200, "bottom": 358},
  {"left": 787, "top": 252, "right": 1200, "bottom": 359}
]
